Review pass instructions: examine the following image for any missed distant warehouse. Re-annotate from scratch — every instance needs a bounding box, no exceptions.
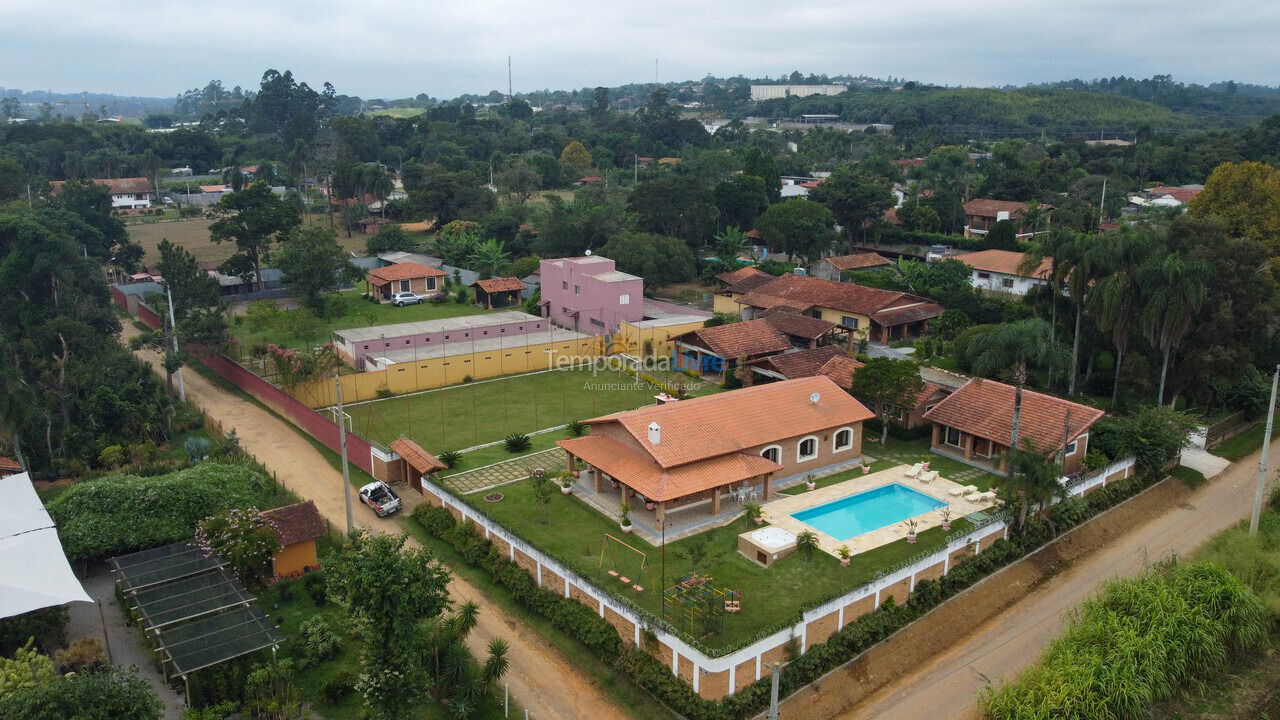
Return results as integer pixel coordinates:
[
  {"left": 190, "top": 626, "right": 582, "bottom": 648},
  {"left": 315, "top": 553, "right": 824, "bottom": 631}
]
[{"left": 750, "top": 84, "right": 848, "bottom": 101}]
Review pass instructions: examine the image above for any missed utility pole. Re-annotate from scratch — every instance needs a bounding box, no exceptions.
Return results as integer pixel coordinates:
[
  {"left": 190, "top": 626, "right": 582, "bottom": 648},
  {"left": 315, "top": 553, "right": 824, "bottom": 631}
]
[
  {"left": 165, "top": 284, "right": 186, "bottom": 403},
  {"left": 767, "top": 662, "right": 783, "bottom": 719},
  {"left": 1097, "top": 176, "right": 1108, "bottom": 229},
  {"left": 634, "top": 154, "right": 638, "bottom": 186},
  {"left": 335, "top": 372, "right": 354, "bottom": 536},
  {"left": 1250, "top": 363, "right": 1280, "bottom": 534},
  {"left": 507, "top": 56, "right": 513, "bottom": 103}
]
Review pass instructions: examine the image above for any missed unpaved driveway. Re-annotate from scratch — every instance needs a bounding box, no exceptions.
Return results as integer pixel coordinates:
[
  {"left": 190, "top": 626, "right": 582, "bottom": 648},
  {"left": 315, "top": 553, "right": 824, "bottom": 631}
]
[
  {"left": 802, "top": 449, "right": 1263, "bottom": 720},
  {"left": 123, "top": 326, "right": 632, "bottom": 720}
]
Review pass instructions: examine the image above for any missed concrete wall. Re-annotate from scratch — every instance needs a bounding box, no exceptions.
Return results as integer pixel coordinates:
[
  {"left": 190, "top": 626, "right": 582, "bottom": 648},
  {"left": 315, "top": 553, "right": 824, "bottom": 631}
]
[{"left": 616, "top": 318, "right": 708, "bottom": 359}]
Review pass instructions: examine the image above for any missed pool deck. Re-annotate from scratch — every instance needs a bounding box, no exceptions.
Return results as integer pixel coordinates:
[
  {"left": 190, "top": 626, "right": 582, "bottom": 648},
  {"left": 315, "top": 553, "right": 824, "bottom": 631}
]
[{"left": 760, "top": 464, "right": 995, "bottom": 558}]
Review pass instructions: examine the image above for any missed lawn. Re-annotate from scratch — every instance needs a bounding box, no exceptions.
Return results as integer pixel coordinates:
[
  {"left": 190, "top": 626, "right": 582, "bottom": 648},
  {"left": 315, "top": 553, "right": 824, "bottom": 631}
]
[
  {"left": 1213, "top": 413, "right": 1279, "bottom": 461},
  {"left": 343, "top": 368, "right": 672, "bottom": 454},
  {"left": 229, "top": 288, "right": 491, "bottom": 352},
  {"left": 461, "top": 477, "right": 973, "bottom": 652},
  {"left": 127, "top": 215, "right": 370, "bottom": 266}
]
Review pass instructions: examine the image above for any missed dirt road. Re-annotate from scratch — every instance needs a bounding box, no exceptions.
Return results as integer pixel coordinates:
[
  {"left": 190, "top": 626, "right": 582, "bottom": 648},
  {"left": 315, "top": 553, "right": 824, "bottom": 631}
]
[
  {"left": 819, "top": 451, "right": 1264, "bottom": 720},
  {"left": 122, "top": 327, "right": 631, "bottom": 720}
]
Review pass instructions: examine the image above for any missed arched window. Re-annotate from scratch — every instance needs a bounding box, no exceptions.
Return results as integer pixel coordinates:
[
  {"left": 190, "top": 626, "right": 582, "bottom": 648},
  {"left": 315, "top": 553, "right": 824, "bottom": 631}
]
[
  {"left": 761, "top": 445, "right": 782, "bottom": 464},
  {"left": 833, "top": 427, "right": 854, "bottom": 452},
  {"left": 797, "top": 436, "right": 819, "bottom": 462}
]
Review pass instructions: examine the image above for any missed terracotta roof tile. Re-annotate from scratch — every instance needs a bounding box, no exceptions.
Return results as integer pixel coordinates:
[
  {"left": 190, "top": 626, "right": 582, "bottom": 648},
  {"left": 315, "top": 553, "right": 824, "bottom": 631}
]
[
  {"left": 367, "top": 262, "right": 447, "bottom": 283},
  {"left": 390, "top": 438, "right": 447, "bottom": 474},
  {"left": 715, "top": 266, "right": 769, "bottom": 286},
  {"left": 922, "top": 379, "right": 1104, "bottom": 452},
  {"left": 871, "top": 302, "right": 945, "bottom": 327},
  {"left": 583, "top": 376, "right": 874, "bottom": 468},
  {"left": 761, "top": 308, "right": 837, "bottom": 339},
  {"left": 962, "top": 198, "right": 1053, "bottom": 219},
  {"left": 911, "top": 381, "right": 949, "bottom": 410},
  {"left": 1148, "top": 186, "right": 1201, "bottom": 203},
  {"left": 724, "top": 271, "right": 777, "bottom": 295},
  {"left": 50, "top": 177, "right": 152, "bottom": 196},
  {"left": 818, "top": 355, "right": 862, "bottom": 389},
  {"left": 0, "top": 456, "right": 21, "bottom": 473},
  {"left": 558, "top": 435, "right": 782, "bottom": 501},
  {"left": 740, "top": 274, "right": 938, "bottom": 320},
  {"left": 261, "top": 501, "right": 328, "bottom": 548},
  {"left": 750, "top": 346, "right": 851, "bottom": 381},
  {"left": 683, "top": 319, "right": 792, "bottom": 359},
  {"left": 956, "top": 249, "right": 1052, "bottom": 279},
  {"left": 823, "top": 253, "right": 893, "bottom": 271},
  {"left": 472, "top": 277, "right": 525, "bottom": 293}
]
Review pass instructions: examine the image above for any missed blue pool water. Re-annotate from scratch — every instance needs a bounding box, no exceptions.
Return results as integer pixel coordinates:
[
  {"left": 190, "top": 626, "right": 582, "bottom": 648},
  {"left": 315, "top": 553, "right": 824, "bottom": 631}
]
[{"left": 791, "top": 483, "right": 947, "bottom": 541}]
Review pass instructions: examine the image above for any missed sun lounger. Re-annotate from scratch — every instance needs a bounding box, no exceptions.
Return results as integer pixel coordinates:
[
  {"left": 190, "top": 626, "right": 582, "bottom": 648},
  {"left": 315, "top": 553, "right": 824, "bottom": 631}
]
[
  {"left": 904, "top": 463, "right": 923, "bottom": 479},
  {"left": 949, "top": 487, "right": 965, "bottom": 497},
  {"left": 919, "top": 470, "right": 938, "bottom": 484},
  {"left": 962, "top": 485, "right": 979, "bottom": 497}
]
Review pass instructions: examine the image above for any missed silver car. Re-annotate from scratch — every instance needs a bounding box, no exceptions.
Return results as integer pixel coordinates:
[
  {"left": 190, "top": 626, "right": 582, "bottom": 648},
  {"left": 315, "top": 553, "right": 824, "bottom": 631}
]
[{"left": 391, "top": 291, "right": 425, "bottom": 306}]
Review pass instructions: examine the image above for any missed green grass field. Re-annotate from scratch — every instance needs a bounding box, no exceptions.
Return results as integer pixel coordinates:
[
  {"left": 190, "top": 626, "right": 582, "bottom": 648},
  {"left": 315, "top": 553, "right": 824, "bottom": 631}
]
[
  {"left": 127, "top": 216, "right": 371, "bottom": 266},
  {"left": 230, "top": 288, "right": 491, "bottom": 351},
  {"left": 462, "top": 477, "right": 971, "bottom": 651},
  {"left": 343, "top": 368, "right": 670, "bottom": 453}
]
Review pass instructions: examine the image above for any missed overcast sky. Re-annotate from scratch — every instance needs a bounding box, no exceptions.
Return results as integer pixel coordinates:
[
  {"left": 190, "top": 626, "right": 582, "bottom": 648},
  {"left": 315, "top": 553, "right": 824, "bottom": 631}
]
[{"left": 2, "top": 0, "right": 1276, "bottom": 99}]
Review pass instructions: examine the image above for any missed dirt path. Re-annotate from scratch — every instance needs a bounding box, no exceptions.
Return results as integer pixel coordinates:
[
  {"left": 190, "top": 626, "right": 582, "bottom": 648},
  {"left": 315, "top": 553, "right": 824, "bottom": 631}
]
[
  {"left": 122, "top": 326, "right": 631, "bottom": 720},
  {"left": 794, "top": 449, "right": 1265, "bottom": 720}
]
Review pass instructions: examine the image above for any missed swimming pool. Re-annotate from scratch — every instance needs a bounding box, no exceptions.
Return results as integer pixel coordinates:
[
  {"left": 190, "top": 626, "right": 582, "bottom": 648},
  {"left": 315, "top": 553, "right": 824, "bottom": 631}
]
[{"left": 791, "top": 483, "right": 947, "bottom": 541}]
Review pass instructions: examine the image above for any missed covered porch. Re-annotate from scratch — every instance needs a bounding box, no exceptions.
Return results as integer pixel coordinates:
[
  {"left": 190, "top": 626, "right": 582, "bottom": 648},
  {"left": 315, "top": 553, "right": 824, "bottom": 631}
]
[{"left": 929, "top": 423, "right": 1010, "bottom": 475}]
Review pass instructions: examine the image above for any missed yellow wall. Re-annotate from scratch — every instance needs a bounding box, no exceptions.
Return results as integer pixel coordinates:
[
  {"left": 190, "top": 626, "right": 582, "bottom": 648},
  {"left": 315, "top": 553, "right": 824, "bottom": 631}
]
[
  {"left": 616, "top": 319, "right": 709, "bottom": 359},
  {"left": 712, "top": 292, "right": 743, "bottom": 315},
  {"left": 273, "top": 540, "right": 319, "bottom": 578},
  {"left": 812, "top": 308, "right": 870, "bottom": 340},
  {"left": 290, "top": 335, "right": 604, "bottom": 407}
]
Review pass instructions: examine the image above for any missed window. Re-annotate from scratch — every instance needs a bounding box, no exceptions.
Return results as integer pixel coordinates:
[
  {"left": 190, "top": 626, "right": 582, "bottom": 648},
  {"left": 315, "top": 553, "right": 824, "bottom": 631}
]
[
  {"left": 797, "top": 436, "right": 818, "bottom": 462},
  {"left": 833, "top": 428, "right": 853, "bottom": 451},
  {"left": 619, "top": 293, "right": 630, "bottom": 305},
  {"left": 1001, "top": 278, "right": 1014, "bottom": 289},
  {"left": 761, "top": 445, "right": 781, "bottom": 464},
  {"left": 427, "top": 278, "right": 437, "bottom": 291},
  {"left": 809, "top": 309, "right": 823, "bottom": 319},
  {"left": 400, "top": 280, "right": 411, "bottom": 292},
  {"left": 574, "top": 284, "right": 581, "bottom": 295},
  {"left": 589, "top": 318, "right": 605, "bottom": 328},
  {"left": 841, "top": 316, "right": 859, "bottom": 329},
  {"left": 944, "top": 426, "right": 961, "bottom": 447},
  {"left": 562, "top": 281, "right": 568, "bottom": 290},
  {"left": 1064, "top": 440, "right": 1078, "bottom": 456},
  {"left": 976, "top": 272, "right": 991, "bottom": 280}
]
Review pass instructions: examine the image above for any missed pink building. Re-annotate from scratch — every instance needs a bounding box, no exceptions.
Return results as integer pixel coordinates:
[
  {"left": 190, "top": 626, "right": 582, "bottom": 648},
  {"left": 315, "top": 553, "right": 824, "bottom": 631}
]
[
  {"left": 332, "top": 311, "right": 547, "bottom": 370},
  {"left": 539, "top": 256, "right": 644, "bottom": 334}
]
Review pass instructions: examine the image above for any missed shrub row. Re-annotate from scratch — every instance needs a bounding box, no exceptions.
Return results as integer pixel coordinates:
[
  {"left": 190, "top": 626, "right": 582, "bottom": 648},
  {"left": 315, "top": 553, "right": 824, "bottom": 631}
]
[{"left": 416, "top": 470, "right": 1161, "bottom": 719}]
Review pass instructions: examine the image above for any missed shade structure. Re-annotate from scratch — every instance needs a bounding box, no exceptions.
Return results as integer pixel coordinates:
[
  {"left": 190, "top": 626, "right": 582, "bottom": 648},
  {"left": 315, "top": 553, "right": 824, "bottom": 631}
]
[{"left": 0, "top": 472, "right": 92, "bottom": 619}]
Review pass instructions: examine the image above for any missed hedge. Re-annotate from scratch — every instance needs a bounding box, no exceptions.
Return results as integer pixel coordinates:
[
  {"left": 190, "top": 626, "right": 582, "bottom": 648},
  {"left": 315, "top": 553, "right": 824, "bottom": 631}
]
[
  {"left": 48, "top": 462, "right": 280, "bottom": 561},
  {"left": 415, "top": 468, "right": 1162, "bottom": 719}
]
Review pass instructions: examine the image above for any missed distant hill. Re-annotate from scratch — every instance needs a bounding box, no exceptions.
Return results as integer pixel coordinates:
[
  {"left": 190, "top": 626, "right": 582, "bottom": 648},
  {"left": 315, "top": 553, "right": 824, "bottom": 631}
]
[
  {"left": 0, "top": 88, "right": 171, "bottom": 120},
  {"left": 1029, "top": 76, "right": 1280, "bottom": 126}
]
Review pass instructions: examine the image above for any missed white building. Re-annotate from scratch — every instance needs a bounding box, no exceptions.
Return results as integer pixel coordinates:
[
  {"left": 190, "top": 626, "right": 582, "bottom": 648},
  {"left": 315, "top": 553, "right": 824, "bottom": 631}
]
[
  {"left": 49, "top": 177, "right": 153, "bottom": 209},
  {"left": 955, "top": 249, "right": 1052, "bottom": 297},
  {"left": 750, "top": 84, "right": 848, "bottom": 101}
]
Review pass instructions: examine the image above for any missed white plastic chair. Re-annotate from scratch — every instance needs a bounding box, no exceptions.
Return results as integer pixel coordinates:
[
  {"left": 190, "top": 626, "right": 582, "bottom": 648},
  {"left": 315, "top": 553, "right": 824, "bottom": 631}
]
[
  {"left": 904, "top": 463, "right": 923, "bottom": 479},
  {"left": 919, "top": 470, "right": 938, "bottom": 484}
]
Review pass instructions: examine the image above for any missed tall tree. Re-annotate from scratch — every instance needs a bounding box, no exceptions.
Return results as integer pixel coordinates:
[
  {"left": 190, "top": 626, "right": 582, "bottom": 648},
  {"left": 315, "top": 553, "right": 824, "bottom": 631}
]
[
  {"left": 1140, "top": 250, "right": 1210, "bottom": 407},
  {"left": 1188, "top": 160, "right": 1280, "bottom": 251},
  {"left": 743, "top": 147, "right": 781, "bottom": 202},
  {"left": 627, "top": 175, "right": 718, "bottom": 246},
  {"left": 558, "top": 141, "right": 594, "bottom": 178},
  {"left": 467, "top": 238, "right": 510, "bottom": 279},
  {"left": 1058, "top": 232, "right": 1107, "bottom": 396},
  {"left": 209, "top": 181, "right": 301, "bottom": 291},
  {"left": 600, "top": 232, "right": 696, "bottom": 288},
  {"left": 965, "top": 318, "right": 1067, "bottom": 456},
  {"left": 1087, "top": 228, "right": 1154, "bottom": 407},
  {"left": 713, "top": 174, "right": 769, "bottom": 231},
  {"left": 849, "top": 357, "right": 923, "bottom": 445},
  {"left": 754, "top": 199, "right": 836, "bottom": 265},
  {"left": 808, "top": 165, "right": 895, "bottom": 248},
  {"left": 273, "top": 226, "right": 360, "bottom": 310},
  {"left": 1000, "top": 442, "right": 1063, "bottom": 531},
  {"left": 417, "top": 601, "right": 510, "bottom": 717}
]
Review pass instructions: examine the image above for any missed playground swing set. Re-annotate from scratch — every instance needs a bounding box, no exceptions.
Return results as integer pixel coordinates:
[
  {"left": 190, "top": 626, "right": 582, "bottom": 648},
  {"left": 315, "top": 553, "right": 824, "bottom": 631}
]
[{"left": 599, "top": 533, "right": 648, "bottom": 592}]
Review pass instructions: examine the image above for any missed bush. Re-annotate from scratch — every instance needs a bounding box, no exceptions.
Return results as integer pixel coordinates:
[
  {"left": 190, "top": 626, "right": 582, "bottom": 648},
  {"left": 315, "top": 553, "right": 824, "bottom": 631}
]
[
  {"left": 48, "top": 463, "right": 278, "bottom": 561},
  {"left": 454, "top": 288, "right": 469, "bottom": 304},
  {"left": 321, "top": 670, "right": 356, "bottom": 705},
  {"left": 297, "top": 617, "right": 341, "bottom": 665},
  {"left": 567, "top": 420, "right": 588, "bottom": 437},
  {"left": 97, "top": 445, "right": 126, "bottom": 469},
  {"left": 437, "top": 450, "right": 461, "bottom": 469},
  {"left": 375, "top": 385, "right": 393, "bottom": 399},
  {"left": 320, "top": 294, "right": 347, "bottom": 319},
  {"left": 303, "top": 570, "right": 327, "bottom": 606},
  {"left": 504, "top": 433, "right": 532, "bottom": 452},
  {"left": 53, "top": 636, "right": 105, "bottom": 673},
  {"left": 0, "top": 607, "right": 68, "bottom": 656}
]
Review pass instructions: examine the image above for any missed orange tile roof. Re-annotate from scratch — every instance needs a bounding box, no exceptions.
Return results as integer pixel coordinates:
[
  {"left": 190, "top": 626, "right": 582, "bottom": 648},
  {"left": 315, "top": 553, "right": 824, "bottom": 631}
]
[
  {"left": 715, "top": 266, "right": 769, "bottom": 287},
  {"left": 1148, "top": 186, "right": 1201, "bottom": 203},
  {"left": 751, "top": 346, "right": 861, "bottom": 382},
  {"left": 962, "top": 198, "right": 1053, "bottom": 219},
  {"left": 739, "top": 274, "right": 939, "bottom": 321},
  {"left": 583, "top": 376, "right": 874, "bottom": 468},
  {"left": 472, "top": 277, "right": 525, "bottom": 293},
  {"left": 557, "top": 435, "right": 781, "bottom": 501},
  {"left": 910, "top": 381, "right": 949, "bottom": 411},
  {"left": 50, "top": 177, "right": 151, "bottom": 196},
  {"left": 957, "top": 249, "right": 1052, "bottom": 279},
  {"left": 682, "top": 319, "right": 792, "bottom": 359},
  {"left": 390, "top": 438, "right": 448, "bottom": 474},
  {"left": 0, "top": 456, "right": 21, "bottom": 473},
  {"left": 367, "top": 262, "right": 447, "bottom": 283},
  {"left": 819, "top": 355, "right": 862, "bottom": 389},
  {"left": 761, "top": 308, "right": 837, "bottom": 339},
  {"left": 823, "top": 253, "right": 893, "bottom": 271},
  {"left": 261, "top": 501, "right": 327, "bottom": 547},
  {"left": 922, "top": 379, "right": 1104, "bottom": 453}
]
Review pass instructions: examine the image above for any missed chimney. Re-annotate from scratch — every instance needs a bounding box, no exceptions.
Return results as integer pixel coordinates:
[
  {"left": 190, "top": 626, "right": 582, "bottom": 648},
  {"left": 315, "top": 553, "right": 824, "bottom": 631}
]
[{"left": 648, "top": 421, "right": 661, "bottom": 445}]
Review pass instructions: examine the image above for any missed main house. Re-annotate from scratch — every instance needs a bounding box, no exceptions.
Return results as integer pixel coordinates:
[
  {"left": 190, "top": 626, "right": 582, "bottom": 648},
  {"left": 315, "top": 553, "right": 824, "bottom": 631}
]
[
  {"left": 809, "top": 252, "right": 893, "bottom": 282},
  {"left": 962, "top": 199, "right": 1052, "bottom": 240},
  {"left": 712, "top": 266, "right": 777, "bottom": 315},
  {"left": 558, "top": 376, "right": 874, "bottom": 533},
  {"left": 365, "top": 262, "right": 446, "bottom": 302},
  {"left": 955, "top": 249, "right": 1053, "bottom": 297},
  {"left": 731, "top": 274, "right": 944, "bottom": 344},
  {"left": 539, "top": 256, "right": 644, "bottom": 334},
  {"left": 49, "top": 177, "right": 154, "bottom": 209},
  {"left": 922, "top": 379, "right": 1104, "bottom": 475}
]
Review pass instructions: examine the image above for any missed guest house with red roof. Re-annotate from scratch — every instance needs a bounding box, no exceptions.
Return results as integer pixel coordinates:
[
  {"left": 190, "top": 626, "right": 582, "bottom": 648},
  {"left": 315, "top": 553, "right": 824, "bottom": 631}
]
[{"left": 962, "top": 199, "right": 1053, "bottom": 240}]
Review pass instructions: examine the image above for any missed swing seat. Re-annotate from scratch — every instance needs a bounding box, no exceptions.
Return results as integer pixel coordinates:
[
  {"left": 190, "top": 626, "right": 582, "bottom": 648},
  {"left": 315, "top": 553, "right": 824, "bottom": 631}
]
[
  {"left": 607, "top": 570, "right": 618, "bottom": 577},
  {"left": 724, "top": 600, "right": 741, "bottom": 612},
  {"left": 619, "top": 576, "right": 631, "bottom": 584},
  {"left": 633, "top": 585, "right": 644, "bottom": 592}
]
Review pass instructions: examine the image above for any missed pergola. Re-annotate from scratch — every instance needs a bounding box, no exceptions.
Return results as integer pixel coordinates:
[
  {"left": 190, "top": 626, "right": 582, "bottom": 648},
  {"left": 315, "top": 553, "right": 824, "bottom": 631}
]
[{"left": 111, "top": 543, "right": 283, "bottom": 695}]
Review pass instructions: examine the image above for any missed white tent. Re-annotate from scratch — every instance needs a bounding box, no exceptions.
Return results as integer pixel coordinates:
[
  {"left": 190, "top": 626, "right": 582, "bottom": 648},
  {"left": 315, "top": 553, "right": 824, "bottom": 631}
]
[{"left": 0, "top": 472, "right": 92, "bottom": 618}]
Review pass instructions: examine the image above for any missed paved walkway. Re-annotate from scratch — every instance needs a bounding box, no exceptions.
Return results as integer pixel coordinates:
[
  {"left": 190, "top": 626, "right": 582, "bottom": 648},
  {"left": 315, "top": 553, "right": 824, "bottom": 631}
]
[
  {"left": 121, "top": 325, "right": 631, "bottom": 720},
  {"left": 444, "top": 448, "right": 568, "bottom": 494}
]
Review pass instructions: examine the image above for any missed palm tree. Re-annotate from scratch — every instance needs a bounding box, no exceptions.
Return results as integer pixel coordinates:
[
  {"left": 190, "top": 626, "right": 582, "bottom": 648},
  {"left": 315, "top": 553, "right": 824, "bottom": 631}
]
[
  {"left": 1000, "top": 441, "right": 1064, "bottom": 530},
  {"left": 1019, "top": 228, "right": 1075, "bottom": 388},
  {"left": 713, "top": 227, "right": 748, "bottom": 265},
  {"left": 1059, "top": 232, "right": 1107, "bottom": 397},
  {"left": 1141, "top": 251, "right": 1210, "bottom": 407},
  {"left": 1088, "top": 228, "right": 1155, "bottom": 407},
  {"left": 468, "top": 238, "right": 510, "bottom": 279},
  {"left": 966, "top": 318, "right": 1068, "bottom": 457},
  {"left": 420, "top": 601, "right": 509, "bottom": 718},
  {"left": 370, "top": 171, "right": 395, "bottom": 218}
]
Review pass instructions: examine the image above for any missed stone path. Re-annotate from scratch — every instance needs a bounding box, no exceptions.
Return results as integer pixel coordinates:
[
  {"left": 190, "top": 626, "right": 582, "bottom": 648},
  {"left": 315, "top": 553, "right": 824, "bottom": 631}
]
[{"left": 444, "top": 448, "right": 568, "bottom": 494}]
